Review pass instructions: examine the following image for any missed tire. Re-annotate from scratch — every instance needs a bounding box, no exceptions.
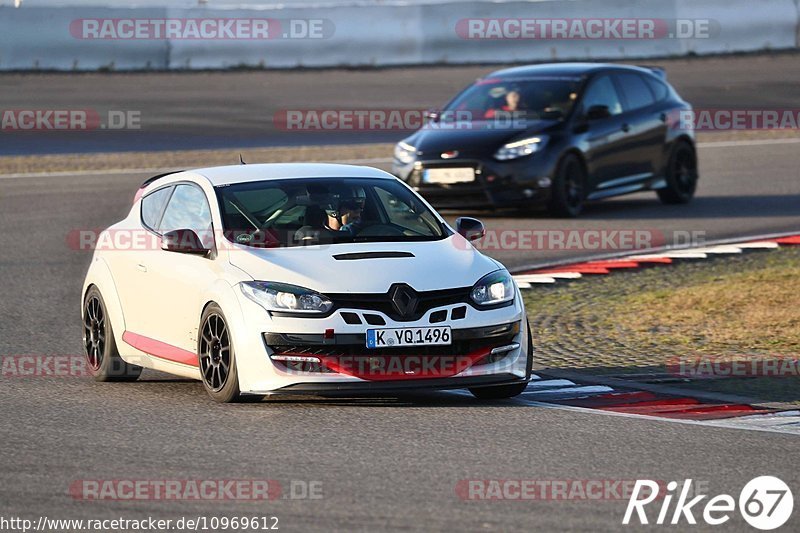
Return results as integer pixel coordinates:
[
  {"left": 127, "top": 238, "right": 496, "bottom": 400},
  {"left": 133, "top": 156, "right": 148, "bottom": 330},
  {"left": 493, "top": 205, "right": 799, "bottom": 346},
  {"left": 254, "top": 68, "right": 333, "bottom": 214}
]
[
  {"left": 547, "top": 153, "right": 586, "bottom": 218},
  {"left": 83, "top": 286, "right": 142, "bottom": 382},
  {"left": 657, "top": 140, "right": 698, "bottom": 204},
  {"left": 469, "top": 324, "right": 534, "bottom": 400},
  {"left": 198, "top": 303, "right": 247, "bottom": 403}
]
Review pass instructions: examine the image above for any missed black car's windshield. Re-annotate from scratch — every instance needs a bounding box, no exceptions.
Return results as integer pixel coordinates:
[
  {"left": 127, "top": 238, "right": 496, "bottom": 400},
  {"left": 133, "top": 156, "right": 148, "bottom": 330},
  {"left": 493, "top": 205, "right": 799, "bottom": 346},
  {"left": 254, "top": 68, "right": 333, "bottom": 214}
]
[
  {"left": 444, "top": 77, "right": 581, "bottom": 121},
  {"left": 216, "top": 177, "right": 447, "bottom": 247}
]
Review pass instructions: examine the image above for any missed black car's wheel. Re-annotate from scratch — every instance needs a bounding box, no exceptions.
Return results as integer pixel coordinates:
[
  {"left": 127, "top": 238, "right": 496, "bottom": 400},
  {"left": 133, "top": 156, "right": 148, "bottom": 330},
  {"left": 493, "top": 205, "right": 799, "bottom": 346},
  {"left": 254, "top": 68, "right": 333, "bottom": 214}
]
[
  {"left": 548, "top": 153, "right": 586, "bottom": 218},
  {"left": 83, "top": 286, "right": 142, "bottom": 382},
  {"left": 657, "top": 140, "right": 698, "bottom": 204},
  {"left": 469, "top": 325, "right": 533, "bottom": 400},
  {"left": 198, "top": 304, "right": 247, "bottom": 403}
]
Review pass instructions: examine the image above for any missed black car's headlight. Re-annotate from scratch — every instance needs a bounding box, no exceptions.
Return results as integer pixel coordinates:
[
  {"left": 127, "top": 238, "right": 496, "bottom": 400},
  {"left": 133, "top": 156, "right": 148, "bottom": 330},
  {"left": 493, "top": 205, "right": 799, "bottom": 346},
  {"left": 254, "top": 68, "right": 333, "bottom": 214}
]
[
  {"left": 240, "top": 281, "right": 333, "bottom": 314},
  {"left": 394, "top": 141, "right": 417, "bottom": 164},
  {"left": 470, "top": 270, "right": 515, "bottom": 306},
  {"left": 494, "top": 136, "right": 547, "bottom": 161}
]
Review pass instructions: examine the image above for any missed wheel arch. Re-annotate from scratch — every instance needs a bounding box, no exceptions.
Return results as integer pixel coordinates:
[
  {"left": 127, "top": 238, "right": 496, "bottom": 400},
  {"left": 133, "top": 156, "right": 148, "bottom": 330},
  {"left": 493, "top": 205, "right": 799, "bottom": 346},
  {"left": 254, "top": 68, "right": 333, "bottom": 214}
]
[
  {"left": 82, "top": 257, "right": 127, "bottom": 352},
  {"left": 558, "top": 148, "right": 589, "bottom": 180}
]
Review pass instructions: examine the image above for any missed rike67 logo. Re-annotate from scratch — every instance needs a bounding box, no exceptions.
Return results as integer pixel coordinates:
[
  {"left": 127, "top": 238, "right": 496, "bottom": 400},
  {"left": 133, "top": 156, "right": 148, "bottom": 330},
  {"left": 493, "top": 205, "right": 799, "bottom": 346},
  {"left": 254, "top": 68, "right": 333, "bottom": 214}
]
[{"left": 623, "top": 477, "right": 793, "bottom": 530}]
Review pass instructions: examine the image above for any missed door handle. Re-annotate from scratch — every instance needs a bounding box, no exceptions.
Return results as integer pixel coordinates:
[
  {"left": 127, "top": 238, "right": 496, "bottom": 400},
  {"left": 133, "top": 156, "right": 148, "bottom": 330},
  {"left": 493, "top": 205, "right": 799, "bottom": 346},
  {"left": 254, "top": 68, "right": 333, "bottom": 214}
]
[
  {"left": 621, "top": 123, "right": 631, "bottom": 133},
  {"left": 136, "top": 263, "right": 147, "bottom": 273}
]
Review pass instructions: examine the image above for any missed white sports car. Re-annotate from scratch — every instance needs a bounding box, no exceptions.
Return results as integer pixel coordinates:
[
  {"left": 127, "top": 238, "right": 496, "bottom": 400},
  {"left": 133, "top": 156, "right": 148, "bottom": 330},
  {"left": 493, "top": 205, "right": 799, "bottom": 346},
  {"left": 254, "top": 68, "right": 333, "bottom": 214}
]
[{"left": 82, "top": 163, "right": 532, "bottom": 402}]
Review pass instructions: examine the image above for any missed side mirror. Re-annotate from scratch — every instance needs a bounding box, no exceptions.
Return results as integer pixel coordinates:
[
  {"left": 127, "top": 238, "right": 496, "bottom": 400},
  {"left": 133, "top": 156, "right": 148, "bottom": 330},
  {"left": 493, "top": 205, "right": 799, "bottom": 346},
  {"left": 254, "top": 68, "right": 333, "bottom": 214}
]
[
  {"left": 161, "top": 229, "right": 210, "bottom": 255},
  {"left": 424, "top": 108, "right": 441, "bottom": 123},
  {"left": 586, "top": 105, "right": 611, "bottom": 121},
  {"left": 456, "top": 217, "right": 486, "bottom": 242}
]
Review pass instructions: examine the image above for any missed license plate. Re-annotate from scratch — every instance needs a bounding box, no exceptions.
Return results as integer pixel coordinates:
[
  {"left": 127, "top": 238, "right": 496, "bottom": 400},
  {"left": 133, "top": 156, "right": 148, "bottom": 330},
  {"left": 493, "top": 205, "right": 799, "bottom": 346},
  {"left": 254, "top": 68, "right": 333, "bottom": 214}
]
[
  {"left": 423, "top": 167, "right": 475, "bottom": 184},
  {"left": 366, "top": 326, "right": 452, "bottom": 348}
]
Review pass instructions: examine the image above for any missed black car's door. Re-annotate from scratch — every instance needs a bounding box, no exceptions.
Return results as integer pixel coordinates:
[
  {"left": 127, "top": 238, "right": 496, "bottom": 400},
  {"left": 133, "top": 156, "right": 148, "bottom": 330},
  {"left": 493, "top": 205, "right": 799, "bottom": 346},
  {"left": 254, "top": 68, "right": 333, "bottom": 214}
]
[
  {"left": 610, "top": 72, "right": 667, "bottom": 181},
  {"left": 577, "top": 74, "right": 633, "bottom": 190}
]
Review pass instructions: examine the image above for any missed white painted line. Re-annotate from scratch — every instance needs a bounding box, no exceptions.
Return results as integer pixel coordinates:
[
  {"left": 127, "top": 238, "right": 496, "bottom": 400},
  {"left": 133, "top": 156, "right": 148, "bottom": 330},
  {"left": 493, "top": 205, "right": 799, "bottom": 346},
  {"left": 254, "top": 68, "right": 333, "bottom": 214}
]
[
  {"left": 0, "top": 167, "right": 162, "bottom": 179},
  {"left": 658, "top": 252, "right": 709, "bottom": 259},
  {"left": 690, "top": 245, "right": 743, "bottom": 254},
  {"left": 515, "top": 398, "right": 800, "bottom": 436},
  {"left": 525, "top": 379, "right": 577, "bottom": 390},
  {"left": 626, "top": 254, "right": 671, "bottom": 261},
  {"left": 731, "top": 241, "right": 780, "bottom": 249},
  {"left": 513, "top": 275, "right": 557, "bottom": 284},
  {"left": 697, "top": 138, "right": 800, "bottom": 149},
  {"left": 516, "top": 272, "right": 582, "bottom": 281},
  {"left": 524, "top": 385, "right": 614, "bottom": 396},
  {"left": 516, "top": 282, "right": 533, "bottom": 290},
  {"left": 0, "top": 157, "right": 393, "bottom": 180},
  {"left": 729, "top": 410, "right": 800, "bottom": 421},
  {"left": 3, "top": 137, "right": 800, "bottom": 179}
]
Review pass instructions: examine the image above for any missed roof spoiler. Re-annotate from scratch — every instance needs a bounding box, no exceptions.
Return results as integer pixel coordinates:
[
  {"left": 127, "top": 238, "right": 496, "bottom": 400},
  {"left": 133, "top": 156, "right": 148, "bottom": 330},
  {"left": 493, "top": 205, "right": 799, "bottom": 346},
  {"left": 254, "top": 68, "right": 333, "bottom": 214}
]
[
  {"left": 639, "top": 66, "right": 667, "bottom": 80},
  {"left": 133, "top": 170, "right": 184, "bottom": 203}
]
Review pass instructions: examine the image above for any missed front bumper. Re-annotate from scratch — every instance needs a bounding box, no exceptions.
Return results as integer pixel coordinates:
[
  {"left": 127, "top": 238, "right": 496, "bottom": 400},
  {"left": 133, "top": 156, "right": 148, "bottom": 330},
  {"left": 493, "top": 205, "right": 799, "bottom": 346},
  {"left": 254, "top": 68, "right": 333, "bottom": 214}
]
[
  {"left": 393, "top": 155, "right": 558, "bottom": 209},
  {"left": 270, "top": 374, "right": 526, "bottom": 395},
  {"left": 233, "top": 284, "right": 531, "bottom": 394}
]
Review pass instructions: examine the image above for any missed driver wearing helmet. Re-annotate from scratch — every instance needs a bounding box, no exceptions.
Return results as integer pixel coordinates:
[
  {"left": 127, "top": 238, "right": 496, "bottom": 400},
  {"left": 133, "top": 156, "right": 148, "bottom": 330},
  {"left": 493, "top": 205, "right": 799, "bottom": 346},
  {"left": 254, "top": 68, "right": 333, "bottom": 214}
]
[
  {"left": 294, "top": 185, "right": 366, "bottom": 243},
  {"left": 324, "top": 189, "right": 365, "bottom": 236}
]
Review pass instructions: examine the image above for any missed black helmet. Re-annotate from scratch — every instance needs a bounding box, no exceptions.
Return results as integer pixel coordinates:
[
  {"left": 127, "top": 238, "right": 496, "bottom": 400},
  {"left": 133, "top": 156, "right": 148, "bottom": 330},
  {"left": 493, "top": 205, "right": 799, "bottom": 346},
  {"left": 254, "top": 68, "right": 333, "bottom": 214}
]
[{"left": 323, "top": 186, "right": 366, "bottom": 217}]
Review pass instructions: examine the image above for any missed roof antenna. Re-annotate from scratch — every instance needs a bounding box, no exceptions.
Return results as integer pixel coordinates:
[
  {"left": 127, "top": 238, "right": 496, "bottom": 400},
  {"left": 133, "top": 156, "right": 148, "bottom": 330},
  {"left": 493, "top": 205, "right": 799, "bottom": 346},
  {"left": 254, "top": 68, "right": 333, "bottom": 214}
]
[{"left": 239, "top": 153, "right": 246, "bottom": 165}]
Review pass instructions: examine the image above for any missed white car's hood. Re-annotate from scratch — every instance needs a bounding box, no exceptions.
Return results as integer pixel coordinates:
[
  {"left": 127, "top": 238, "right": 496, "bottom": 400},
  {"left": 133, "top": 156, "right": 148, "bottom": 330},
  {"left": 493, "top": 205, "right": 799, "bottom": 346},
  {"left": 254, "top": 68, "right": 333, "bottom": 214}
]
[{"left": 228, "top": 235, "right": 502, "bottom": 294}]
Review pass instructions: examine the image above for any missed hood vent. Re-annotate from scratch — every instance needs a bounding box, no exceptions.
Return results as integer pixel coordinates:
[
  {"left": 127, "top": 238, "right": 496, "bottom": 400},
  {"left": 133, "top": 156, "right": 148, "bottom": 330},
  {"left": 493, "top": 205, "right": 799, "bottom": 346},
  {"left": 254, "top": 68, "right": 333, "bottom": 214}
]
[{"left": 333, "top": 251, "right": 415, "bottom": 261}]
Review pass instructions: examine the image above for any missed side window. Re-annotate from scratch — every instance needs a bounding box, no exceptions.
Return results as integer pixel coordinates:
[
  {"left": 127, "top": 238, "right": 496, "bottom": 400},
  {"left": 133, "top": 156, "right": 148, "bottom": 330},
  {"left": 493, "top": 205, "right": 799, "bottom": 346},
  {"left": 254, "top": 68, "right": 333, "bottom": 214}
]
[
  {"left": 616, "top": 73, "right": 656, "bottom": 111},
  {"left": 375, "top": 186, "right": 438, "bottom": 236},
  {"left": 159, "top": 184, "right": 213, "bottom": 236},
  {"left": 644, "top": 76, "right": 669, "bottom": 102},
  {"left": 141, "top": 186, "right": 173, "bottom": 231},
  {"left": 581, "top": 76, "right": 623, "bottom": 116}
]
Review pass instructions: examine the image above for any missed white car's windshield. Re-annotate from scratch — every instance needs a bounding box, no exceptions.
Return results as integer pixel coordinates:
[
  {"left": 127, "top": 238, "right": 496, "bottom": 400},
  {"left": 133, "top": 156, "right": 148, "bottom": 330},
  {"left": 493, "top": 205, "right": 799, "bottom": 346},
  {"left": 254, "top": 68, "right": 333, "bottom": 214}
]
[{"left": 216, "top": 177, "right": 447, "bottom": 247}]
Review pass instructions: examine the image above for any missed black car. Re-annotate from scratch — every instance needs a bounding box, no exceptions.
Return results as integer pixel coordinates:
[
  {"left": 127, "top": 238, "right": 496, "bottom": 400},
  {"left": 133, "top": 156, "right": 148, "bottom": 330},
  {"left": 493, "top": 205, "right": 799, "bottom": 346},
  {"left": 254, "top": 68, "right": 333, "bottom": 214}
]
[{"left": 392, "top": 63, "right": 698, "bottom": 217}]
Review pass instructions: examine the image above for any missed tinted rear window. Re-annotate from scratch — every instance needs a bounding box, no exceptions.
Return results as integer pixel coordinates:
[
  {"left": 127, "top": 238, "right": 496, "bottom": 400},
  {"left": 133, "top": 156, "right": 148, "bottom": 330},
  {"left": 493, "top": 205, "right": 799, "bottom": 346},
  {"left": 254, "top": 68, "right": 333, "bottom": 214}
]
[
  {"left": 644, "top": 76, "right": 670, "bottom": 102},
  {"left": 616, "top": 73, "right": 656, "bottom": 111}
]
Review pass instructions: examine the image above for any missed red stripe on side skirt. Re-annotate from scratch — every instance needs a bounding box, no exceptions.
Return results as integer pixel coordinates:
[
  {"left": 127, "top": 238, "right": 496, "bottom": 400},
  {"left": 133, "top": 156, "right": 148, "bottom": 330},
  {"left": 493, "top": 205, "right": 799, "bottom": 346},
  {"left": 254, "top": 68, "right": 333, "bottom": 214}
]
[{"left": 122, "top": 331, "right": 198, "bottom": 367}]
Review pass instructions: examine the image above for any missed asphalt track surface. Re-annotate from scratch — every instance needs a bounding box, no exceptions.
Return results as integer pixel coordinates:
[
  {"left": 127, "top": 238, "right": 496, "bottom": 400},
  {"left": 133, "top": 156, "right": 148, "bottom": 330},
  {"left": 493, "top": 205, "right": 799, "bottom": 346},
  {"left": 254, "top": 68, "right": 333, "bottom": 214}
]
[
  {"left": 1, "top": 54, "right": 799, "bottom": 532},
  {"left": 0, "top": 140, "right": 799, "bottom": 532},
  {"left": 1, "top": 52, "right": 800, "bottom": 154}
]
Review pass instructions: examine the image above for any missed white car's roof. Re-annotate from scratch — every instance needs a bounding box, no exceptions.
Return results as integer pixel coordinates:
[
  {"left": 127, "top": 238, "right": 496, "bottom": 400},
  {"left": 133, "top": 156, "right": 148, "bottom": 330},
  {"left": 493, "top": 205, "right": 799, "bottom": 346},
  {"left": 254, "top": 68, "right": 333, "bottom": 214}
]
[{"left": 189, "top": 163, "right": 396, "bottom": 186}]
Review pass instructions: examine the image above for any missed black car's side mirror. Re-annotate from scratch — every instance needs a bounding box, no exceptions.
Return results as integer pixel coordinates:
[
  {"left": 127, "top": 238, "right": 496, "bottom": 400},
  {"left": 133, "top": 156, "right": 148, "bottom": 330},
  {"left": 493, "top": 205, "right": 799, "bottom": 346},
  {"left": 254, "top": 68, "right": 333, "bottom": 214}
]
[
  {"left": 586, "top": 105, "right": 612, "bottom": 121},
  {"left": 456, "top": 217, "right": 486, "bottom": 242},
  {"left": 161, "top": 229, "right": 210, "bottom": 255},
  {"left": 424, "top": 108, "right": 441, "bottom": 123}
]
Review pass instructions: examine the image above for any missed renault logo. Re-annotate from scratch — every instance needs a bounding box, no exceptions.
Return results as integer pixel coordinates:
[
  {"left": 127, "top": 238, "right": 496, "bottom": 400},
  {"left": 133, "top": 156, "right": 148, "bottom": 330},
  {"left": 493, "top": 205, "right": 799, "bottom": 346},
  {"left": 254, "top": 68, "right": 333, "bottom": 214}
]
[{"left": 389, "top": 284, "right": 419, "bottom": 319}]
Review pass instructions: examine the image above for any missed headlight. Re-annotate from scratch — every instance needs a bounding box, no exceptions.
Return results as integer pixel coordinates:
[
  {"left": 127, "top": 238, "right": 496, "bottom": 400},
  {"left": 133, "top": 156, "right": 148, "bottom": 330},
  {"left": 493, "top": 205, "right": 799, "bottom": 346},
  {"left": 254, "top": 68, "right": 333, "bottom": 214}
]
[
  {"left": 470, "top": 270, "right": 515, "bottom": 306},
  {"left": 494, "top": 136, "right": 547, "bottom": 161},
  {"left": 240, "top": 281, "right": 333, "bottom": 314},
  {"left": 394, "top": 141, "right": 416, "bottom": 164}
]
